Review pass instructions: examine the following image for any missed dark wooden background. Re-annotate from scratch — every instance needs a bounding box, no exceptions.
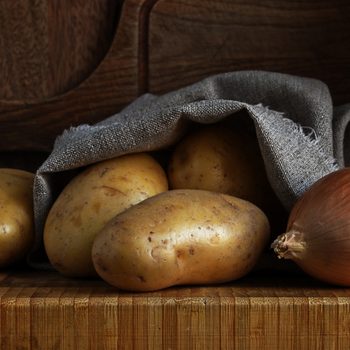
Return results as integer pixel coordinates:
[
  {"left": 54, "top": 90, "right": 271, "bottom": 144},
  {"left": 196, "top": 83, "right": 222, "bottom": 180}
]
[{"left": 1, "top": 0, "right": 350, "bottom": 153}]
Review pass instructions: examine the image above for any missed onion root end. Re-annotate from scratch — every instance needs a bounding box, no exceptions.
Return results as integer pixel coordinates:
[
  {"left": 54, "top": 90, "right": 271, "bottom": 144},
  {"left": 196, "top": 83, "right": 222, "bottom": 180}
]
[{"left": 271, "top": 230, "right": 306, "bottom": 260}]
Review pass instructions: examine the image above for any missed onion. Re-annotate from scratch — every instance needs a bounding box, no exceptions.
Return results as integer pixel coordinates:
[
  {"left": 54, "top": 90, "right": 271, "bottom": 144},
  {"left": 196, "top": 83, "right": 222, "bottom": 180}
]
[{"left": 271, "top": 168, "right": 350, "bottom": 286}]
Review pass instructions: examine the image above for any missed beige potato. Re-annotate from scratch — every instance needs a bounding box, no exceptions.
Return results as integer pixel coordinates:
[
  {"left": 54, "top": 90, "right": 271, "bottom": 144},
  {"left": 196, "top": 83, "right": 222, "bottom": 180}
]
[
  {"left": 44, "top": 153, "right": 168, "bottom": 277},
  {"left": 0, "top": 168, "right": 35, "bottom": 267},
  {"left": 168, "top": 123, "right": 288, "bottom": 234},
  {"left": 92, "top": 189, "right": 270, "bottom": 292}
]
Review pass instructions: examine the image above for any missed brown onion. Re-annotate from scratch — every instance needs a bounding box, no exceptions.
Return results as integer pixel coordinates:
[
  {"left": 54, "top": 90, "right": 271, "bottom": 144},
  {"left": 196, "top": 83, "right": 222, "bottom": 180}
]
[{"left": 271, "top": 168, "right": 350, "bottom": 286}]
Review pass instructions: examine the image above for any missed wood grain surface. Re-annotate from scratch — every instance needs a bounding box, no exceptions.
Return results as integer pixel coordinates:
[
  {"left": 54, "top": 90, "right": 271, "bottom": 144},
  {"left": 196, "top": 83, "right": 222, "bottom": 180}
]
[
  {"left": 0, "top": 269, "right": 349, "bottom": 349},
  {"left": 1, "top": 0, "right": 350, "bottom": 152},
  {"left": 0, "top": 0, "right": 143, "bottom": 152},
  {"left": 148, "top": 0, "right": 350, "bottom": 105},
  {"left": 0, "top": 0, "right": 120, "bottom": 100}
]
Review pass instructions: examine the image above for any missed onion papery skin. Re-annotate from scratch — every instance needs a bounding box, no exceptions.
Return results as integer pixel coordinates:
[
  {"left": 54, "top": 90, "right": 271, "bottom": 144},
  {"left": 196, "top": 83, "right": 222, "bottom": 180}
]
[{"left": 272, "top": 168, "right": 350, "bottom": 286}]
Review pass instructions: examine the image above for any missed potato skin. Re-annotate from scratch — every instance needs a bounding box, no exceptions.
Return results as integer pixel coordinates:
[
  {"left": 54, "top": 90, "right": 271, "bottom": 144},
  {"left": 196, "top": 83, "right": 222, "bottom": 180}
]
[
  {"left": 0, "top": 169, "right": 35, "bottom": 267},
  {"left": 92, "top": 189, "right": 270, "bottom": 292},
  {"left": 44, "top": 153, "right": 168, "bottom": 277},
  {"left": 168, "top": 124, "right": 288, "bottom": 234}
]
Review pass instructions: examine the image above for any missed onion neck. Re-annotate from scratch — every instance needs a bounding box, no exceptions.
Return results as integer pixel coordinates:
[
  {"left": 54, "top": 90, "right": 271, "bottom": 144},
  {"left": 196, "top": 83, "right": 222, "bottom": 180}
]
[{"left": 271, "top": 229, "right": 306, "bottom": 260}]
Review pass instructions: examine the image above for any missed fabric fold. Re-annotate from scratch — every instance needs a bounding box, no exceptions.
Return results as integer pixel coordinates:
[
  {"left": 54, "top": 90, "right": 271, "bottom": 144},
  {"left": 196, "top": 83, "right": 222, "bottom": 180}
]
[{"left": 29, "top": 70, "right": 344, "bottom": 268}]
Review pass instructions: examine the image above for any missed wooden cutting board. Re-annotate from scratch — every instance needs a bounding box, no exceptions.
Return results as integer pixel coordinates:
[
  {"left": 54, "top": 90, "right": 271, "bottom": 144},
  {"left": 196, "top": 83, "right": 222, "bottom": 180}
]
[{"left": 1, "top": 269, "right": 349, "bottom": 349}]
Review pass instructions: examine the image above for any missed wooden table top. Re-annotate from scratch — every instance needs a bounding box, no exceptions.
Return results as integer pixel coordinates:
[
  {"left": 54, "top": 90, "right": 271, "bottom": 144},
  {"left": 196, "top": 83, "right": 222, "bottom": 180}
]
[
  {"left": 1, "top": 268, "right": 349, "bottom": 349},
  {"left": 1, "top": 268, "right": 350, "bottom": 298}
]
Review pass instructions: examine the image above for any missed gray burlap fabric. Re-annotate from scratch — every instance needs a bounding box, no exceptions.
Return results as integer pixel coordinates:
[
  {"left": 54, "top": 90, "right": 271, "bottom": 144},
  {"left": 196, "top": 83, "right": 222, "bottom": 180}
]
[{"left": 29, "top": 70, "right": 348, "bottom": 267}]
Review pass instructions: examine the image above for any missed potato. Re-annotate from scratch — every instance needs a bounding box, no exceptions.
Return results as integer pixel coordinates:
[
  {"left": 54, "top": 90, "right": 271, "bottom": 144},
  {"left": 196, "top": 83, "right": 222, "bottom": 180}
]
[
  {"left": 0, "top": 168, "right": 35, "bottom": 267},
  {"left": 92, "top": 189, "right": 270, "bottom": 291},
  {"left": 44, "top": 153, "right": 168, "bottom": 277},
  {"left": 168, "top": 123, "right": 288, "bottom": 234}
]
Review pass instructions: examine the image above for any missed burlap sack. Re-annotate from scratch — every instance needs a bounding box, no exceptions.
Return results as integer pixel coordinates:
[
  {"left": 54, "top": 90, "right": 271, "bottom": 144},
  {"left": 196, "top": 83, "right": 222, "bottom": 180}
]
[{"left": 30, "top": 70, "right": 348, "bottom": 268}]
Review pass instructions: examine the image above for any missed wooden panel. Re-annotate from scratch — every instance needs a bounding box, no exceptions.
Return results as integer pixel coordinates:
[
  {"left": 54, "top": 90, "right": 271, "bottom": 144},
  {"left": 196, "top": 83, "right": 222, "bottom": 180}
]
[
  {"left": 1, "top": 0, "right": 350, "bottom": 152},
  {"left": 0, "top": 269, "right": 350, "bottom": 349},
  {"left": 148, "top": 0, "right": 350, "bottom": 105},
  {"left": 0, "top": 0, "right": 149, "bottom": 152},
  {"left": 0, "top": 0, "right": 120, "bottom": 100}
]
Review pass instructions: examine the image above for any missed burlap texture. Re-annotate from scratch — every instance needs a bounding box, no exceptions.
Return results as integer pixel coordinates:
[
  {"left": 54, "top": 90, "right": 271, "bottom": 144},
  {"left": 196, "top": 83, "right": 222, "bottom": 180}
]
[{"left": 29, "top": 71, "right": 348, "bottom": 267}]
